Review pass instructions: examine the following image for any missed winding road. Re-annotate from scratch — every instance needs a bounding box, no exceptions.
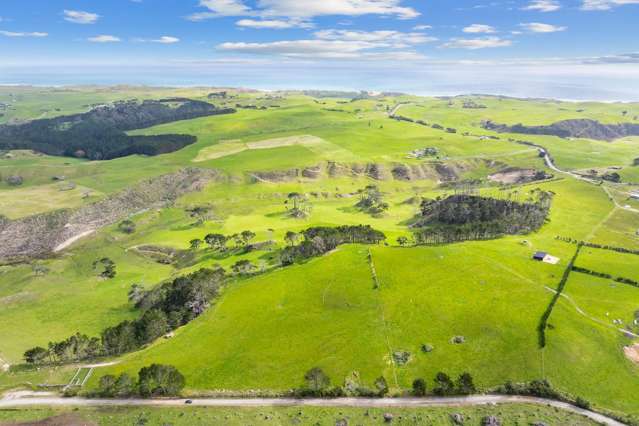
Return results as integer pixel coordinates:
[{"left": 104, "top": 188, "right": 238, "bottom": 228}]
[{"left": 0, "top": 394, "right": 625, "bottom": 425}]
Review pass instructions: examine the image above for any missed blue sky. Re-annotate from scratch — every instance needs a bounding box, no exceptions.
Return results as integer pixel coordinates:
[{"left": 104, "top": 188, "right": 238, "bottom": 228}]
[{"left": 1, "top": 0, "right": 639, "bottom": 100}]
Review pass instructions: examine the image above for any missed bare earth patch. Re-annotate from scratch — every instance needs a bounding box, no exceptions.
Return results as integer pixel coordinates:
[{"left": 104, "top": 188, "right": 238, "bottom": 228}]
[
  {"left": 488, "top": 168, "right": 538, "bottom": 184},
  {"left": 194, "top": 135, "right": 325, "bottom": 162},
  {"left": 623, "top": 343, "right": 639, "bottom": 365}
]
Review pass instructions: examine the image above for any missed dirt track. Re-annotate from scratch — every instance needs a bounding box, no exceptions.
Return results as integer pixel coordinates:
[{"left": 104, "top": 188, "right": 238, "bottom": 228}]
[{"left": 0, "top": 395, "right": 625, "bottom": 425}]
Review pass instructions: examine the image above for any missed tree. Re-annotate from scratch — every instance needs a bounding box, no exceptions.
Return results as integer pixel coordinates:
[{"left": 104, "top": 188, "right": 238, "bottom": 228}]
[
  {"left": 98, "top": 374, "right": 117, "bottom": 397},
  {"left": 204, "top": 233, "right": 227, "bottom": 251},
  {"left": 397, "top": 236, "right": 409, "bottom": 247},
  {"left": 24, "top": 346, "right": 49, "bottom": 364},
  {"left": 189, "top": 239, "right": 202, "bottom": 250},
  {"left": 285, "top": 231, "right": 300, "bottom": 246},
  {"left": 102, "top": 321, "right": 138, "bottom": 355},
  {"left": 138, "top": 364, "right": 185, "bottom": 397},
  {"left": 374, "top": 376, "right": 389, "bottom": 396},
  {"left": 136, "top": 309, "right": 169, "bottom": 343},
  {"left": 287, "top": 192, "right": 312, "bottom": 218},
  {"left": 231, "top": 259, "right": 256, "bottom": 275},
  {"left": 31, "top": 262, "right": 49, "bottom": 276},
  {"left": 113, "top": 373, "right": 135, "bottom": 397},
  {"left": 433, "top": 372, "right": 455, "bottom": 396},
  {"left": 128, "top": 284, "right": 145, "bottom": 304},
  {"left": 93, "top": 257, "right": 116, "bottom": 279},
  {"left": 118, "top": 219, "right": 136, "bottom": 234},
  {"left": 304, "top": 367, "right": 330, "bottom": 393},
  {"left": 240, "top": 230, "right": 256, "bottom": 246},
  {"left": 456, "top": 372, "right": 476, "bottom": 395},
  {"left": 412, "top": 378, "right": 427, "bottom": 396}
]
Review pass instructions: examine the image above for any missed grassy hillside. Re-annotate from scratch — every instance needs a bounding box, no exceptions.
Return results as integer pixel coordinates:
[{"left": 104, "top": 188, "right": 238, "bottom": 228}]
[{"left": 0, "top": 87, "right": 638, "bottom": 421}]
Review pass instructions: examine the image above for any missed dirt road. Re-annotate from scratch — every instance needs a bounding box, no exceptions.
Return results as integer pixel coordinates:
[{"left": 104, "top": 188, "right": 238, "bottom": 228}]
[{"left": 0, "top": 394, "right": 625, "bottom": 425}]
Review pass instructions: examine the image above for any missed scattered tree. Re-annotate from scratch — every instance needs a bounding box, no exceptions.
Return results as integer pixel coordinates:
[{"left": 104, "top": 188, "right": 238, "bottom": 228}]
[
  {"left": 204, "top": 233, "right": 227, "bottom": 251},
  {"left": 189, "top": 238, "right": 202, "bottom": 250},
  {"left": 456, "top": 372, "right": 476, "bottom": 395},
  {"left": 412, "top": 378, "right": 427, "bottom": 396},
  {"left": 285, "top": 231, "right": 300, "bottom": 246},
  {"left": 304, "top": 367, "right": 331, "bottom": 393},
  {"left": 433, "top": 372, "right": 455, "bottom": 396},
  {"left": 374, "top": 376, "right": 389, "bottom": 396},
  {"left": 93, "top": 257, "right": 116, "bottom": 279},
  {"left": 231, "top": 259, "right": 256, "bottom": 275}
]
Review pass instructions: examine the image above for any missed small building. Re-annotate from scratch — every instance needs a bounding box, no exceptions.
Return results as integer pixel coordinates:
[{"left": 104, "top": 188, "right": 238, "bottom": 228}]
[
  {"left": 533, "top": 251, "right": 560, "bottom": 264},
  {"left": 533, "top": 251, "right": 547, "bottom": 261},
  {"left": 630, "top": 192, "right": 639, "bottom": 200}
]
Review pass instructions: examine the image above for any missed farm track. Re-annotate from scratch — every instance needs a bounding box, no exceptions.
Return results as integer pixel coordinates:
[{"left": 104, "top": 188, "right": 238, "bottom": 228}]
[{"left": 0, "top": 395, "right": 625, "bottom": 425}]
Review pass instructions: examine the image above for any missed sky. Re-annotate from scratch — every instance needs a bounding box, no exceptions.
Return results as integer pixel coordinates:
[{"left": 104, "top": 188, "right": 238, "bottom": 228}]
[{"left": 1, "top": 0, "right": 639, "bottom": 100}]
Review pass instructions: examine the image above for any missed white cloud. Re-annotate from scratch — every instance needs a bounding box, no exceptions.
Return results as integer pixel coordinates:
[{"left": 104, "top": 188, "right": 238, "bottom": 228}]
[
  {"left": 88, "top": 35, "right": 121, "bottom": 43},
  {"left": 520, "top": 22, "right": 566, "bottom": 32},
  {"left": 314, "top": 29, "right": 436, "bottom": 45},
  {"left": 440, "top": 36, "right": 512, "bottom": 49},
  {"left": 153, "top": 36, "right": 180, "bottom": 44},
  {"left": 413, "top": 25, "right": 432, "bottom": 30},
  {"left": 219, "top": 39, "right": 377, "bottom": 58},
  {"left": 581, "top": 0, "right": 639, "bottom": 9},
  {"left": 236, "top": 18, "right": 312, "bottom": 29},
  {"left": 523, "top": 0, "right": 561, "bottom": 12},
  {"left": 63, "top": 10, "right": 100, "bottom": 24},
  {"left": 189, "top": 0, "right": 419, "bottom": 21},
  {"left": 463, "top": 24, "right": 497, "bottom": 33},
  {"left": 0, "top": 30, "right": 48, "bottom": 37}
]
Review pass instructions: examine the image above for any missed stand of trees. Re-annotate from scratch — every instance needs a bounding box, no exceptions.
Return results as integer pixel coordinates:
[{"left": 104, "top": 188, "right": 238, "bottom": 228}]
[
  {"left": 355, "top": 185, "right": 389, "bottom": 216},
  {"left": 24, "top": 268, "right": 225, "bottom": 364},
  {"left": 413, "top": 193, "right": 552, "bottom": 245},
  {"left": 281, "top": 225, "right": 386, "bottom": 265},
  {"left": 0, "top": 99, "right": 235, "bottom": 160},
  {"left": 95, "top": 364, "right": 185, "bottom": 398}
]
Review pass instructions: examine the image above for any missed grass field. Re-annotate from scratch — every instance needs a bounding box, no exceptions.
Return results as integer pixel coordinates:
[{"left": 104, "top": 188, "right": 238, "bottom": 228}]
[
  {"left": 1, "top": 87, "right": 638, "bottom": 422},
  {"left": 0, "top": 403, "right": 601, "bottom": 425}
]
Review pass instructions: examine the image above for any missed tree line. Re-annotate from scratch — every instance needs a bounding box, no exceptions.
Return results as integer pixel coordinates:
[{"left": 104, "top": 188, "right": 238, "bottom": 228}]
[
  {"left": 571, "top": 266, "right": 639, "bottom": 287},
  {"left": 297, "top": 367, "right": 475, "bottom": 398},
  {"left": 24, "top": 268, "right": 226, "bottom": 365},
  {"left": 280, "top": 225, "right": 386, "bottom": 265},
  {"left": 92, "top": 364, "right": 185, "bottom": 398},
  {"left": 556, "top": 236, "right": 639, "bottom": 256}
]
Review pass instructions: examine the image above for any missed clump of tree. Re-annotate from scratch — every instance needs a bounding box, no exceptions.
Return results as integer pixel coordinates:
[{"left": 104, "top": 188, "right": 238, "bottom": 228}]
[
  {"left": 95, "top": 364, "right": 185, "bottom": 398},
  {"left": 413, "top": 192, "right": 552, "bottom": 245},
  {"left": 280, "top": 225, "right": 386, "bottom": 265},
  {"left": 633, "top": 157, "right": 639, "bottom": 166},
  {"left": 118, "top": 219, "right": 136, "bottom": 234},
  {"left": 93, "top": 257, "right": 116, "bottom": 279},
  {"left": 286, "top": 192, "right": 313, "bottom": 218},
  {"left": 356, "top": 185, "right": 389, "bottom": 216},
  {"left": 231, "top": 259, "right": 256, "bottom": 275},
  {"left": 602, "top": 172, "right": 621, "bottom": 183},
  {"left": 24, "top": 268, "right": 226, "bottom": 365}
]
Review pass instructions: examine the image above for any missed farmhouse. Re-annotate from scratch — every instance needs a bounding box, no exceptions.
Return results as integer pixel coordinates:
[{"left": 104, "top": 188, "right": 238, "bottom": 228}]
[
  {"left": 533, "top": 251, "right": 560, "bottom": 264},
  {"left": 630, "top": 191, "right": 639, "bottom": 200}
]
